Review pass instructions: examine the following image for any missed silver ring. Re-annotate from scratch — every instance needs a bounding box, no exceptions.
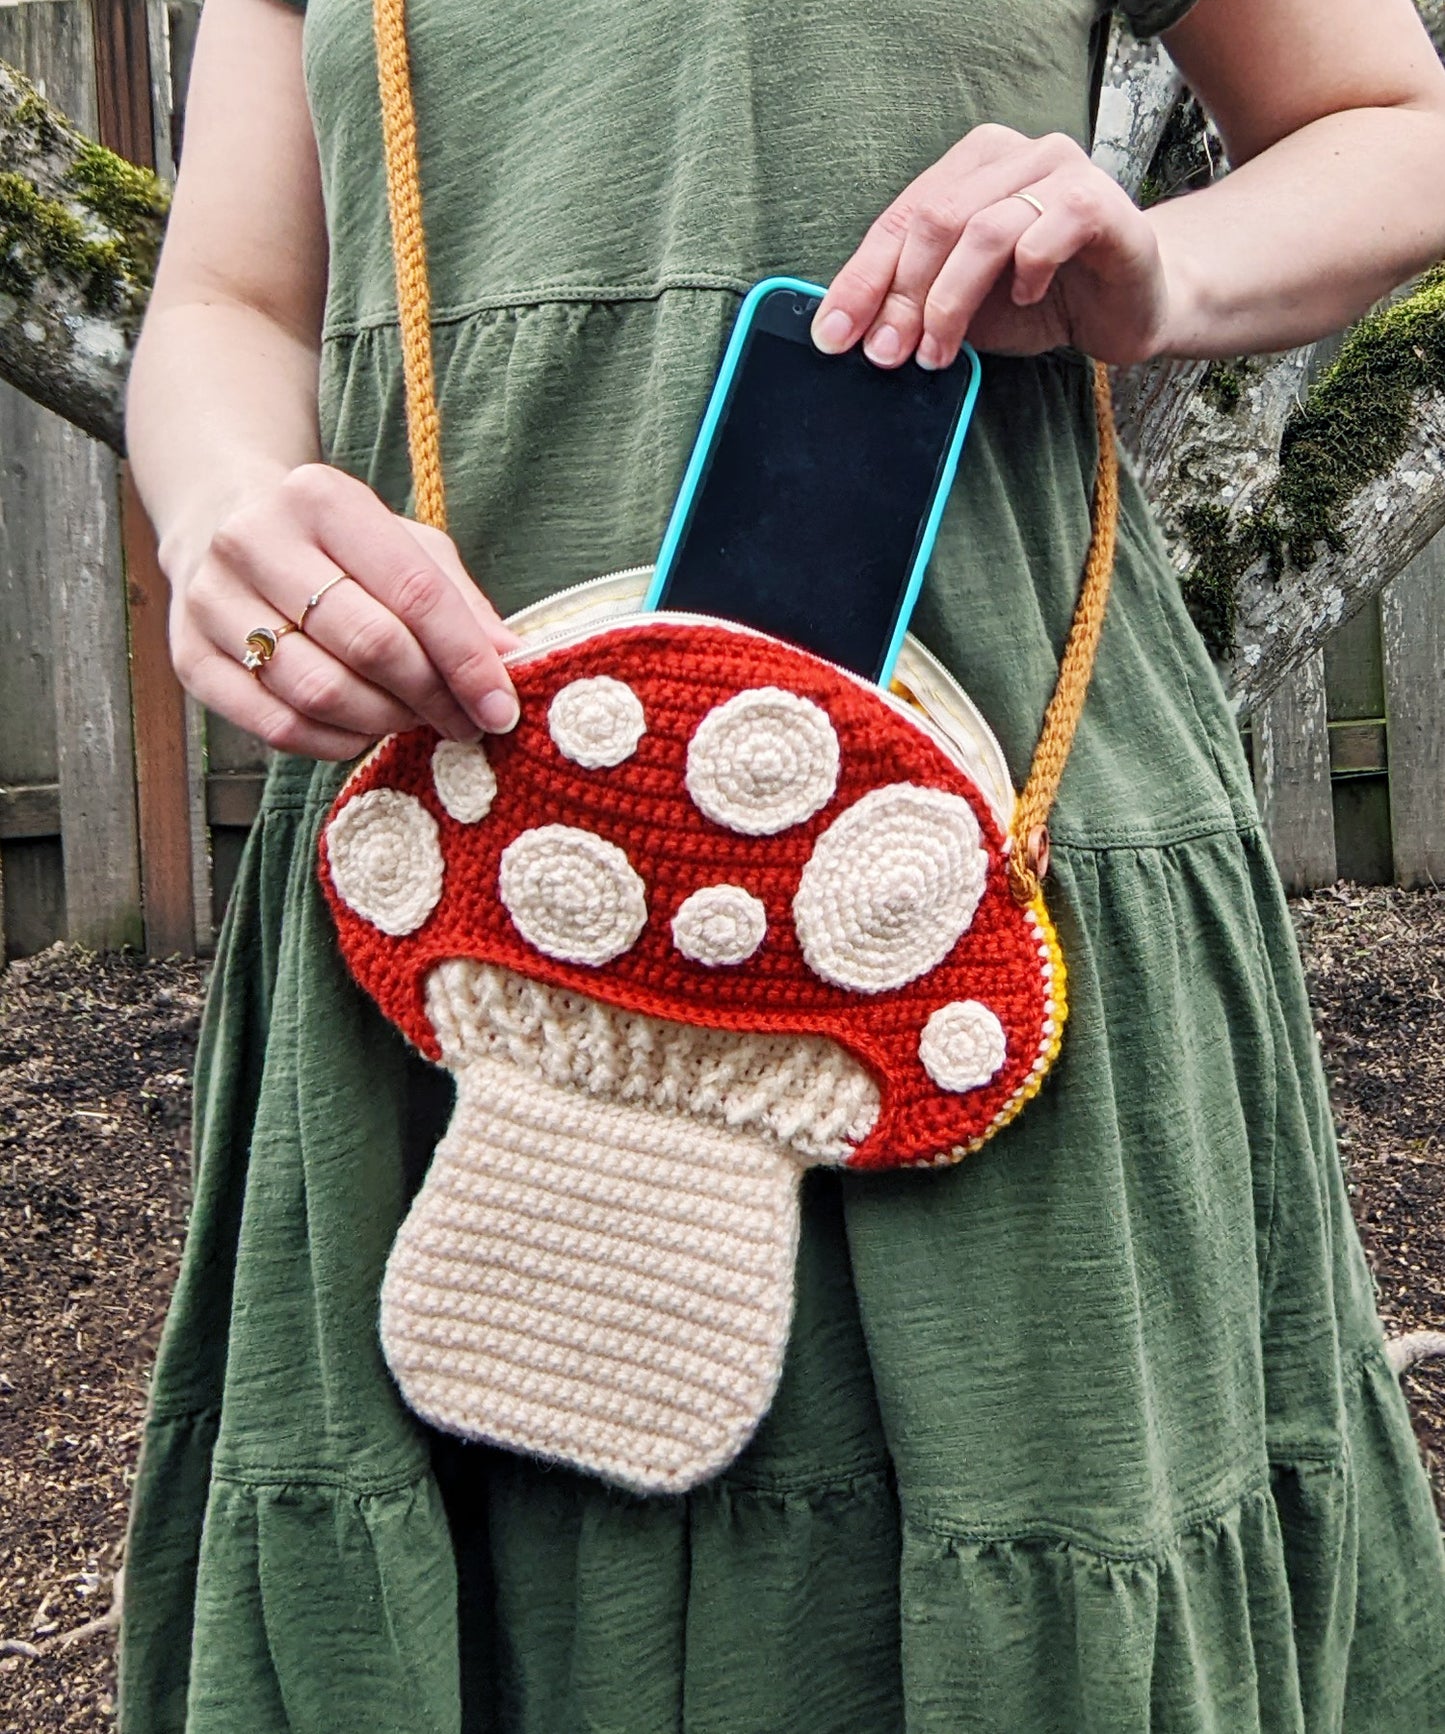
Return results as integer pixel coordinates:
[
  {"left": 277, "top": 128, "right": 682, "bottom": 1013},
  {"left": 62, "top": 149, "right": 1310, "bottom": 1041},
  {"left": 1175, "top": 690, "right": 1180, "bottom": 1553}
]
[
  {"left": 1009, "top": 191, "right": 1046, "bottom": 219},
  {"left": 298, "top": 572, "right": 351, "bottom": 634}
]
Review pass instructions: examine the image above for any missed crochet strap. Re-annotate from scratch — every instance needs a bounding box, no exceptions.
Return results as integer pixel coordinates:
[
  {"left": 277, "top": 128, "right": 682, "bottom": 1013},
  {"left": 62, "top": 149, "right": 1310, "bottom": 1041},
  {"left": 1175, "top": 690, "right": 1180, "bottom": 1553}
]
[{"left": 369, "top": 0, "right": 1118, "bottom": 899}]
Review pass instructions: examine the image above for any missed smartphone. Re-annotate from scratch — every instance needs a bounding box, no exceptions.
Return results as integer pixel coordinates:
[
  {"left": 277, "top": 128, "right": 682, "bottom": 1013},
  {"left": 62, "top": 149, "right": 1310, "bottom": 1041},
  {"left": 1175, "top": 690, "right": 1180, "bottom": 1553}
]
[{"left": 643, "top": 276, "right": 982, "bottom": 686}]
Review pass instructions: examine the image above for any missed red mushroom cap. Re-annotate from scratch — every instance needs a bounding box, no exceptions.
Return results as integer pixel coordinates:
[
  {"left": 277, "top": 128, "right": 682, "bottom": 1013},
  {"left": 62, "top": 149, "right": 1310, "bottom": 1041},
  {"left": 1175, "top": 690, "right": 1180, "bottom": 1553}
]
[{"left": 319, "top": 620, "right": 1065, "bottom": 1169}]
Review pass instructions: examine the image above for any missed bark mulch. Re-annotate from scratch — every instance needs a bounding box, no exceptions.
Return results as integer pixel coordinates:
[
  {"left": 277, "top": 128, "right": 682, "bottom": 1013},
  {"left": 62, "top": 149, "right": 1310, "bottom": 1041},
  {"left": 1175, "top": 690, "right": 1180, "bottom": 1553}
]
[
  {"left": 1, "top": 888, "right": 1443, "bottom": 1730},
  {"left": 1293, "top": 884, "right": 1445, "bottom": 1512}
]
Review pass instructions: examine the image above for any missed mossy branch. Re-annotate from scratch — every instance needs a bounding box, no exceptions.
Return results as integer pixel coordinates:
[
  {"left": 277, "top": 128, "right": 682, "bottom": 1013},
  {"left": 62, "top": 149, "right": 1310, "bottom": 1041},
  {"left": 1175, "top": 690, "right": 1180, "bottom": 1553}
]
[
  {"left": 1148, "top": 271, "right": 1445, "bottom": 715},
  {"left": 0, "top": 58, "right": 168, "bottom": 451}
]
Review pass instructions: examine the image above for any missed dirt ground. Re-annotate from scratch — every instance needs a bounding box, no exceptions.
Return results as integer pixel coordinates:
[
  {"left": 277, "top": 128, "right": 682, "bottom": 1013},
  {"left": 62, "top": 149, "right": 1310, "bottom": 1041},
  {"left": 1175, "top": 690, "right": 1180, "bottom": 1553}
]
[{"left": 1, "top": 887, "right": 1443, "bottom": 1730}]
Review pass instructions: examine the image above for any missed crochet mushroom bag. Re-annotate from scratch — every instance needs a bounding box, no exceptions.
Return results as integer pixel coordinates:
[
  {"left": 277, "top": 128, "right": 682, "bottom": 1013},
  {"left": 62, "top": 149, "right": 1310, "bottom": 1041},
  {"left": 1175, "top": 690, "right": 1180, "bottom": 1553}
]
[
  {"left": 320, "top": 0, "right": 1119, "bottom": 1495},
  {"left": 320, "top": 534, "right": 1115, "bottom": 1495}
]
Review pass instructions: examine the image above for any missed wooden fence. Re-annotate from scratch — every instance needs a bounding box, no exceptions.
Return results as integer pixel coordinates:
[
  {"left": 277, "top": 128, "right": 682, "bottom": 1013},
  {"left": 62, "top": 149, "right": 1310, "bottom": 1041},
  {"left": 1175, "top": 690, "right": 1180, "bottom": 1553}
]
[{"left": 0, "top": 0, "right": 1443, "bottom": 959}]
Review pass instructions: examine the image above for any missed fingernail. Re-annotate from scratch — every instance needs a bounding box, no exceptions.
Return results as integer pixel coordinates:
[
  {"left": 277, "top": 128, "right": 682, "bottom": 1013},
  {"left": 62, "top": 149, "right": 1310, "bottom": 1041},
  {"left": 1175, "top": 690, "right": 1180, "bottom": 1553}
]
[
  {"left": 916, "top": 335, "right": 943, "bottom": 371},
  {"left": 448, "top": 722, "right": 484, "bottom": 743},
  {"left": 478, "top": 689, "right": 520, "bottom": 733},
  {"left": 865, "top": 324, "right": 901, "bottom": 365},
  {"left": 812, "top": 308, "right": 853, "bottom": 353}
]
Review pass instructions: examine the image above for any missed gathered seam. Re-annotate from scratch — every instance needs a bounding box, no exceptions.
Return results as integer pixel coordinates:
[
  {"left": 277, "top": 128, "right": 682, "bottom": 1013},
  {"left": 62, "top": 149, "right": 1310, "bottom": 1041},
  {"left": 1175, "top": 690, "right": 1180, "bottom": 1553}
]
[{"left": 322, "top": 273, "right": 755, "bottom": 340}]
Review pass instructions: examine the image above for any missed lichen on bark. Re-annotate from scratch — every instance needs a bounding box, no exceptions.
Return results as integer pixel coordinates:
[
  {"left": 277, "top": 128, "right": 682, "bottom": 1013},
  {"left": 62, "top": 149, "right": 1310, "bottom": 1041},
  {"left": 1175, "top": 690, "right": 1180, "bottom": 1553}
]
[
  {"left": 0, "top": 58, "right": 168, "bottom": 448},
  {"left": 1173, "top": 268, "right": 1445, "bottom": 661}
]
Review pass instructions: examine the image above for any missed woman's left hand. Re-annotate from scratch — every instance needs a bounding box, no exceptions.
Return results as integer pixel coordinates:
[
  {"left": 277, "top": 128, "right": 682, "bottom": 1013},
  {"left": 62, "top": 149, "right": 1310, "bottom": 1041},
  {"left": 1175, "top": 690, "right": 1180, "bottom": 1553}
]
[{"left": 812, "top": 126, "right": 1170, "bottom": 371}]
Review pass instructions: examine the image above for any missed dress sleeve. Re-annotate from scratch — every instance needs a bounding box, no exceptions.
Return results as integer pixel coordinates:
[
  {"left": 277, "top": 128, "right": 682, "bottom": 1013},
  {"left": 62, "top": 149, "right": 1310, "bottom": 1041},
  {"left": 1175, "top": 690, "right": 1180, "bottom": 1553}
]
[{"left": 1116, "top": 0, "right": 1198, "bottom": 39}]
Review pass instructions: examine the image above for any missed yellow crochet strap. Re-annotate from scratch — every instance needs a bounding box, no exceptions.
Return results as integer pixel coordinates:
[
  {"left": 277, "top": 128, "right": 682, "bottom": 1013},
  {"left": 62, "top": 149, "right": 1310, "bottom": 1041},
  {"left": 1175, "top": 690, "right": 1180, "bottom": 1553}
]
[
  {"left": 373, "top": 0, "right": 447, "bottom": 530},
  {"left": 1006, "top": 362, "right": 1119, "bottom": 904},
  {"left": 371, "top": 0, "right": 1118, "bottom": 894}
]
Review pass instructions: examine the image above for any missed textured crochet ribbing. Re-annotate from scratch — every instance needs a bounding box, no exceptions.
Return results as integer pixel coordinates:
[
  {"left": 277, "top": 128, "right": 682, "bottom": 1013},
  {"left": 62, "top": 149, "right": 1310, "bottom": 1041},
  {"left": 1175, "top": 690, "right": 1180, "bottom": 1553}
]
[
  {"left": 426, "top": 959, "right": 881, "bottom": 1162},
  {"left": 379, "top": 1047, "right": 803, "bottom": 1493}
]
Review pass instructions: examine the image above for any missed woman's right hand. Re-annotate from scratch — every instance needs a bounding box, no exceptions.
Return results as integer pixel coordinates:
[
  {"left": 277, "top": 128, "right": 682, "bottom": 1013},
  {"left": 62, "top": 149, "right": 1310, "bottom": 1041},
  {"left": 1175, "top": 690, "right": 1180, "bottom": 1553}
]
[{"left": 167, "top": 462, "right": 523, "bottom": 762}]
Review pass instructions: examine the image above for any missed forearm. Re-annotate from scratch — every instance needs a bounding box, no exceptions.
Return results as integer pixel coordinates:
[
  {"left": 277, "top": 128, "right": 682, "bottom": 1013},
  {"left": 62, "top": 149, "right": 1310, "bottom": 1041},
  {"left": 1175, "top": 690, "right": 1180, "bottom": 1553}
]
[
  {"left": 1148, "top": 104, "right": 1445, "bottom": 360},
  {"left": 126, "top": 295, "right": 323, "bottom": 583}
]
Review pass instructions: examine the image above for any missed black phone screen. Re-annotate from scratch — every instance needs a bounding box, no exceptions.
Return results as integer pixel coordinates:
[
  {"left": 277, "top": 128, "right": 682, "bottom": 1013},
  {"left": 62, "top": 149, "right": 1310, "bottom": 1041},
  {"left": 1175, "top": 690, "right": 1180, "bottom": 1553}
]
[{"left": 654, "top": 293, "right": 977, "bottom": 680}]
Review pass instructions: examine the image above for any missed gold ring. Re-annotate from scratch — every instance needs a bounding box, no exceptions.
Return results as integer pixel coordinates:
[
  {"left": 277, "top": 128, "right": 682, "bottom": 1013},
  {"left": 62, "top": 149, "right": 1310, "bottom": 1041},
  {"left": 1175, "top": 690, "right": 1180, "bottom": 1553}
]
[
  {"left": 1009, "top": 191, "right": 1046, "bottom": 218},
  {"left": 242, "top": 620, "right": 298, "bottom": 675},
  {"left": 298, "top": 572, "right": 351, "bottom": 633}
]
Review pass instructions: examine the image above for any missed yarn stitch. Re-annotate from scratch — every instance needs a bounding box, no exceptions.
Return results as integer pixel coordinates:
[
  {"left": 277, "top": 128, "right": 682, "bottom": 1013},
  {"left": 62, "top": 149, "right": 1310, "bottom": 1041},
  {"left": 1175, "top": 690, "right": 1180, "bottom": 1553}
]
[
  {"left": 684, "top": 686, "right": 841, "bottom": 835},
  {"left": 672, "top": 884, "right": 769, "bottom": 967},
  {"left": 918, "top": 998, "right": 1008, "bottom": 1092},
  {"left": 498, "top": 825, "right": 648, "bottom": 966},
  {"left": 548, "top": 675, "right": 648, "bottom": 767},
  {"left": 791, "top": 782, "right": 990, "bottom": 993},
  {"left": 431, "top": 738, "right": 497, "bottom": 823}
]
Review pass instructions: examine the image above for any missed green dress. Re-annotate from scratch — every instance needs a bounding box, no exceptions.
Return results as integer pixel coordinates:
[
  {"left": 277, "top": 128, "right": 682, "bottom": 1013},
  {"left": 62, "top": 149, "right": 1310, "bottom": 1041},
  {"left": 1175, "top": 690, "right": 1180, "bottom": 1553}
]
[{"left": 119, "top": 0, "right": 1445, "bottom": 1727}]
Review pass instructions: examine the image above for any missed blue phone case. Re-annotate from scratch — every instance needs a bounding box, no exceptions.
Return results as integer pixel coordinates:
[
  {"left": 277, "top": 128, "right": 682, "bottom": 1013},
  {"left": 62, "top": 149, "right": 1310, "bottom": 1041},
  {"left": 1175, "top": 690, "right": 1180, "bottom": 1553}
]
[{"left": 643, "top": 275, "right": 982, "bottom": 688}]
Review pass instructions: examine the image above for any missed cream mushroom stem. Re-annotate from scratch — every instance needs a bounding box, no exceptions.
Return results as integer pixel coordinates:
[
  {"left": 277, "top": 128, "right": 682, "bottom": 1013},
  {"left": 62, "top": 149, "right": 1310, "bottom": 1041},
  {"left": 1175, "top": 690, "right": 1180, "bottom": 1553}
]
[{"left": 377, "top": 959, "right": 880, "bottom": 1494}]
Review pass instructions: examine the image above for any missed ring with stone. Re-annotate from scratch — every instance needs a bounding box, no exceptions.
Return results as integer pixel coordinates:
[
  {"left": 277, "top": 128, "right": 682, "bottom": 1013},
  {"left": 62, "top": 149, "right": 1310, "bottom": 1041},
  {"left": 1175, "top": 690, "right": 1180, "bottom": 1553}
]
[
  {"left": 241, "top": 619, "right": 299, "bottom": 676},
  {"left": 298, "top": 571, "right": 352, "bottom": 633}
]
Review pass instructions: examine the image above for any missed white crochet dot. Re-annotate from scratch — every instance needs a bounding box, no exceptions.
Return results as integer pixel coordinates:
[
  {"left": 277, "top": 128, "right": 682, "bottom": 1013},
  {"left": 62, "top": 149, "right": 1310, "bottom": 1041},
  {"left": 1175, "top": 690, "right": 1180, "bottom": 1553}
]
[
  {"left": 793, "top": 783, "right": 989, "bottom": 993},
  {"left": 672, "top": 884, "right": 767, "bottom": 967},
  {"left": 918, "top": 1000, "right": 1008, "bottom": 1093},
  {"left": 499, "top": 825, "right": 647, "bottom": 966},
  {"left": 686, "top": 687, "right": 840, "bottom": 836},
  {"left": 548, "top": 676, "right": 646, "bottom": 768},
  {"left": 431, "top": 738, "right": 497, "bottom": 823},
  {"left": 326, "top": 788, "right": 443, "bottom": 936}
]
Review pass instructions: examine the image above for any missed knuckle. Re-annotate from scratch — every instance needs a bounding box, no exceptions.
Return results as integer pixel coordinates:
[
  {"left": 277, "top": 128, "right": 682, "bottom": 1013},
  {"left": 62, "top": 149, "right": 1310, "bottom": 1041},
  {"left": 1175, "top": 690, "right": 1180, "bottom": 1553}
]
[
  {"left": 967, "top": 210, "right": 1016, "bottom": 253},
  {"left": 343, "top": 613, "right": 404, "bottom": 674},
  {"left": 1041, "top": 131, "right": 1081, "bottom": 163},
  {"left": 923, "top": 287, "right": 966, "bottom": 330},
  {"left": 910, "top": 201, "right": 958, "bottom": 246},
  {"left": 447, "top": 642, "right": 501, "bottom": 696},
  {"left": 208, "top": 515, "right": 256, "bottom": 572},
  {"left": 1061, "top": 181, "right": 1099, "bottom": 221},
  {"left": 970, "top": 122, "right": 1019, "bottom": 151},
  {"left": 392, "top": 565, "right": 446, "bottom": 622},
  {"left": 279, "top": 462, "right": 345, "bottom": 517},
  {"left": 291, "top": 664, "right": 346, "bottom": 718},
  {"left": 259, "top": 707, "right": 305, "bottom": 754},
  {"left": 872, "top": 203, "right": 914, "bottom": 245}
]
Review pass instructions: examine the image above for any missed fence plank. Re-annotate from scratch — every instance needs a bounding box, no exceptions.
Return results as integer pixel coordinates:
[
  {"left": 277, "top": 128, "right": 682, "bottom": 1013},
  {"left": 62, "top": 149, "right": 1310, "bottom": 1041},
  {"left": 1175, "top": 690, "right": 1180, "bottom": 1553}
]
[
  {"left": 50, "top": 444, "right": 143, "bottom": 947},
  {"left": 89, "top": 0, "right": 200, "bottom": 952},
  {"left": 1252, "top": 648, "right": 1338, "bottom": 892},
  {"left": 0, "top": 0, "right": 142, "bottom": 952},
  {"left": 1382, "top": 535, "right": 1445, "bottom": 887},
  {"left": 0, "top": 366, "right": 61, "bottom": 959}
]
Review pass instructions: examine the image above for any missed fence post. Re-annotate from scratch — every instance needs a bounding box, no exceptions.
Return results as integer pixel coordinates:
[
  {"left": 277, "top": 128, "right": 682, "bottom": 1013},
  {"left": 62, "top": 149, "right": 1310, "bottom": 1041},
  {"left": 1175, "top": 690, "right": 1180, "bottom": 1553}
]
[
  {"left": 1252, "top": 648, "right": 1338, "bottom": 893},
  {"left": 0, "top": 0, "right": 143, "bottom": 954},
  {"left": 1382, "top": 534, "right": 1445, "bottom": 888},
  {"left": 90, "top": 0, "right": 198, "bottom": 954}
]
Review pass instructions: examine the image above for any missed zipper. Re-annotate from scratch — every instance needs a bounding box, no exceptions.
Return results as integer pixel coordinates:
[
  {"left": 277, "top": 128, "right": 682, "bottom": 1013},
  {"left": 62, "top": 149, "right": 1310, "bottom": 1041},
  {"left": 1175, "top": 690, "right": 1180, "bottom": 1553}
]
[{"left": 501, "top": 567, "right": 1016, "bottom": 828}]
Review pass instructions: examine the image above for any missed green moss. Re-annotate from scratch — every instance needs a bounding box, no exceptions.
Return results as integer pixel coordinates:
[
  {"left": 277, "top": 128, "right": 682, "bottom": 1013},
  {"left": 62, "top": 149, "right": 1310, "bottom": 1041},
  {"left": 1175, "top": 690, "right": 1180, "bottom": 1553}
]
[
  {"left": 0, "top": 138, "right": 167, "bottom": 312},
  {"left": 0, "top": 171, "right": 126, "bottom": 307},
  {"left": 2, "top": 88, "right": 63, "bottom": 154},
  {"left": 1277, "top": 266, "right": 1445, "bottom": 557},
  {"left": 1176, "top": 267, "right": 1445, "bottom": 657},
  {"left": 66, "top": 142, "right": 167, "bottom": 234},
  {"left": 1200, "top": 359, "right": 1249, "bottom": 415}
]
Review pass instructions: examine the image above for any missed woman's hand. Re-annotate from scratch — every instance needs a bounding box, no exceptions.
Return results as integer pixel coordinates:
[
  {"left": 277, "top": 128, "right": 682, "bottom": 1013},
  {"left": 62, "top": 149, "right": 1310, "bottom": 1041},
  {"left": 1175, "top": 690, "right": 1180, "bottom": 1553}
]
[
  {"left": 812, "top": 126, "right": 1169, "bottom": 371},
  {"left": 167, "top": 463, "right": 522, "bottom": 762}
]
